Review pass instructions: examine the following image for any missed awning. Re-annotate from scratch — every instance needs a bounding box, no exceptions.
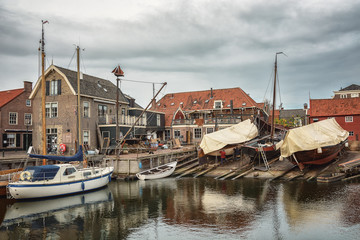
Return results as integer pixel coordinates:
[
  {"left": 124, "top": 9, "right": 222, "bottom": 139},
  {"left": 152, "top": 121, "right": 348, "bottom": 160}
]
[
  {"left": 200, "top": 119, "right": 258, "bottom": 155},
  {"left": 280, "top": 118, "right": 349, "bottom": 158}
]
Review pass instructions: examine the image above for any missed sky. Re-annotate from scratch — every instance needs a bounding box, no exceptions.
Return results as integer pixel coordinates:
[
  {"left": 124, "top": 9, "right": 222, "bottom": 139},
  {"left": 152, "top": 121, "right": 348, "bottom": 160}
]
[{"left": 1, "top": 0, "right": 359, "bottom": 109}]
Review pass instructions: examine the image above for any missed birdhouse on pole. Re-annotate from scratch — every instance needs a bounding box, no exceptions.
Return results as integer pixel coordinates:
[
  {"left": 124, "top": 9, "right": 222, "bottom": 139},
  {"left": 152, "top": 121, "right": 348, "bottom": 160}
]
[{"left": 112, "top": 65, "right": 124, "bottom": 77}]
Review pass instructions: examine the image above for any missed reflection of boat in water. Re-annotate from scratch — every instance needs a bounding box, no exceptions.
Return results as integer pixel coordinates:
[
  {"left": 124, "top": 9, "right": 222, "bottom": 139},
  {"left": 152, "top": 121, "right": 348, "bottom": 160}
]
[
  {"left": 2, "top": 187, "right": 113, "bottom": 226},
  {"left": 280, "top": 118, "right": 349, "bottom": 170},
  {"left": 136, "top": 161, "right": 177, "bottom": 180},
  {"left": 8, "top": 146, "right": 114, "bottom": 199}
]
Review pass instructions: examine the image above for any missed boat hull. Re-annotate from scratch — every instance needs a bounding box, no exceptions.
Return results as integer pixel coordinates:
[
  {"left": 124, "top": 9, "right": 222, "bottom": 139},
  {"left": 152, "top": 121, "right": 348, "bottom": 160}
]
[
  {"left": 291, "top": 142, "right": 345, "bottom": 166},
  {"left": 8, "top": 167, "right": 113, "bottom": 200},
  {"left": 136, "top": 162, "right": 177, "bottom": 180}
]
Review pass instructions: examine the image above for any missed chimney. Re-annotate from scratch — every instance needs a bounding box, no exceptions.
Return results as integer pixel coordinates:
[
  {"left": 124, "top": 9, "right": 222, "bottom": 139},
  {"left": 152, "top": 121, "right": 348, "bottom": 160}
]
[
  {"left": 24, "top": 81, "right": 32, "bottom": 92},
  {"left": 303, "top": 103, "right": 308, "bottom": 110},
  {"left": 152, "top": 99, "right": 157, "bottom": 109},
  {"left": 210, "top": 88, "right": 213, "bottom": 98}
]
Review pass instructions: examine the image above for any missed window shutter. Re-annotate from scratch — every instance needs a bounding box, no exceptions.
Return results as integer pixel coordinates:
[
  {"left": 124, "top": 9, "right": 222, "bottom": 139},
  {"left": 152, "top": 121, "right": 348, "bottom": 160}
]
[
  {"left": 16, "top": 134, "right": 20, "bottom": 147},
  {"left": 57, "top": 80, "right": 61, "bottom": 95},
  {"left": 2, "top": 134, "right": 7, "bottom": 147},
  {"left": 46, "top": 81, "right": 50, "bottom": 96}
]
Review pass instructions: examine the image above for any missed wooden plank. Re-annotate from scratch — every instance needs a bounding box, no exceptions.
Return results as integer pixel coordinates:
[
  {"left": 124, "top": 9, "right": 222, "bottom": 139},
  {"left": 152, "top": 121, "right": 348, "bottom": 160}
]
[{"left": 231, "top": 169, "right": 254, "bottom": 180}]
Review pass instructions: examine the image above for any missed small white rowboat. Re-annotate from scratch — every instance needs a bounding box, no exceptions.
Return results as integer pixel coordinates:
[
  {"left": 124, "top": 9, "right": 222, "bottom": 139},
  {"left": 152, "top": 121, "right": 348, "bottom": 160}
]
[{"left": 136, "top": 161, "right": 177, "bottom": 180}]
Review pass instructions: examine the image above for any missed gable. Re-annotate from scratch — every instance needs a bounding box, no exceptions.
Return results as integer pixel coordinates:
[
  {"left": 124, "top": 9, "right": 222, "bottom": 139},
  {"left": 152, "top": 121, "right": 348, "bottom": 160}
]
[{"left": 0, "top": 89, "right": 24, "bottom": 108}]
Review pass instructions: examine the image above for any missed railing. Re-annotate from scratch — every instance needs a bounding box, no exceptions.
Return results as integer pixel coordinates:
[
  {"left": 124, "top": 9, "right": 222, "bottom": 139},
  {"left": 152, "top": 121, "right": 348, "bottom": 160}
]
[
  {"left": 98, "top": 114, "right": 147, "bottom": 126},
  {"left": 172, "top": 117, "right": 243, "bottom": 125}
]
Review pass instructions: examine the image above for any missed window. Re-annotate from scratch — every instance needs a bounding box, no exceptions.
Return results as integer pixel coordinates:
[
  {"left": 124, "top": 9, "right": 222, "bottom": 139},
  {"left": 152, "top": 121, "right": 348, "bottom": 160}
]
[
  {"left": 45, "top": 102, "right": 58, "bottom": 118},
  {"left": 165, "top": 129, "right": 171, "bottom": 140},
  {"left": 349, "top": 131, "right": 354, "bottom": 136},
  {"left": 174, "top": 130, "right": 181, "bottom": 138},
  {"left": 26, "top": 99, "right": 31, "bottom": 106},
  {"left": 98, "top": 105, "right": 108, "bottom": 117},
  {"left": 63, "top": 167, "right": 76, "bottom": 176},
  {"left": 46, "top": 128, "right": 57, "bottom": 152},
  {"left": 83, "top": 130, "right": 89, "bottom": 145},
  {"left": 351, "top": 93, "right": 359, "bottom": 98},
  {"left": 313, "top": 118, "right": 319, "bottom": 122},
  {"left": 194, "top": 128, "right": 202, "bottom": 139},
  {"left": 7, "top": 134, "right": 16, "bottom": 147},
  {"left": 83, "top": 102, "right": 90, "bottom": 118},
  {"left": 46, "top": 80, "right": 61, "bottom": 96},
  {"left": 102, "top": 131, "right": 110, "bottom": 139},
  {"left": 345, "top": 116, "right": 353, "bottom": 122},
  {"left": 157, "top": 114, "right": 161, "bottom": 126},
  {"left": 214, "top": 100, "right": 222, "bottom": 109},
  {"left": 24, "top": 113, "right": 32, "bottom": 125},
  {"left": 9, "top": 112, "right": 18, "bottom": 125},
  {"left": 340, "top": 94, "right": 347, "bottom": 99},
  {"left": 206, "top": 128, "right": 214, "bottom": 134}
]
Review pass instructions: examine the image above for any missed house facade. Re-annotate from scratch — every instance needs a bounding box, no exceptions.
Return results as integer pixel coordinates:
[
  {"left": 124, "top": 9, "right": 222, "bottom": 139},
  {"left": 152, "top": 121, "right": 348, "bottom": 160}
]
[
  {"left": 309, "top": 98, "right": 360, "bottom": 142},
  {"left": 30, "top": 65, "right": 164, "bottom": 154},
  {"left": 151, "top": 88, "right": 267, "bottom": 144},
  {"left": 333, "top": 84, "right": 360, "bottom": 99},
  {"left": 0, "top": 81, "right": 33, "bottom": 151}
]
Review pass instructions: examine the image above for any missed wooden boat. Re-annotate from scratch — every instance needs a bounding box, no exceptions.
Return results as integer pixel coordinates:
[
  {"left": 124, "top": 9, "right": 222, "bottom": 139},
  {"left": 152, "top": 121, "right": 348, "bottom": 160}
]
[
  {"left": 7, "top": 146, "right": 114, "bottom": 200},
  {"left": 290, "top": 141, "right": 346, "bottom": 169},
  {"left": 242, "top": 53, "right": 287, "bottom": 166},
  {"left": 317, "top": 172, "right": 346, "bottom": 183},
  {"left": 136, "top": 161, "right": 177, "bottom": 180}
]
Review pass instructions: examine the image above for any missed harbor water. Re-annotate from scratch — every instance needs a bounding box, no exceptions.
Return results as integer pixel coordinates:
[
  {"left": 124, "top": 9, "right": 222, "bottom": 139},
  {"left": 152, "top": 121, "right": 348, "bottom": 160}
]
[{"left": 1, "top": 178, "right": 360, "bottom": 239}]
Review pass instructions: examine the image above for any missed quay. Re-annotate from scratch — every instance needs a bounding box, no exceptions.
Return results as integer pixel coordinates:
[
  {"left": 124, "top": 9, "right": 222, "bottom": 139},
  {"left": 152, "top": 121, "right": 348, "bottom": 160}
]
[{"left": 1, "top": 147, "right": 360, "bottom": 182}]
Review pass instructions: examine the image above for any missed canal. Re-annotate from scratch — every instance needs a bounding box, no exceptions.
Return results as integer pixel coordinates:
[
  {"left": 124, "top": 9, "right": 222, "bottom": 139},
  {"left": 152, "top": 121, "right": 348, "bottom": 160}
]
[{"left": 1, "top": 178, "right": 360, "bottom": 239}]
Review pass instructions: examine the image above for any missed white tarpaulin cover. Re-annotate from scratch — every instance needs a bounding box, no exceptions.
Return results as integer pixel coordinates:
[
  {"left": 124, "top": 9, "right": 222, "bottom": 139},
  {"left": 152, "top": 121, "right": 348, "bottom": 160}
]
[
  {"left": 200, "top": 119, "right": 258, "bottom": 154},
  {"left": 280, "top": 118, "right": 349, "bottom": 158}
]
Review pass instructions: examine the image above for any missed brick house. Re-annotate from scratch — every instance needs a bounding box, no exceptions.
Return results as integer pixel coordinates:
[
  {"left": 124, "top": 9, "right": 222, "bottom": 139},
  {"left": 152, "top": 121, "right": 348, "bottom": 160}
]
[
  {"left": 151, "top": 87, "right": 267, "bottom": 144},
  {"left": 309, "top": 98, "right": 360, "bottom": 142},
  {"left": 333, "top": 84, "right": 360, "bottom": 99},
  {"left": 0, "top": 81, "right": 33, "bottom": 151},
  {"left": 30, "top": 65, "right": 164, "bottom": 154}
]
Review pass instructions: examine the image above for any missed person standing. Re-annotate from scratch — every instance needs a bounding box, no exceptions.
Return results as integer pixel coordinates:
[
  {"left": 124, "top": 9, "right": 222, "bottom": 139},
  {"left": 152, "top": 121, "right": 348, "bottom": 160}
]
[{"left": 220, "top": 150, "right": 226, "bottom": 165}]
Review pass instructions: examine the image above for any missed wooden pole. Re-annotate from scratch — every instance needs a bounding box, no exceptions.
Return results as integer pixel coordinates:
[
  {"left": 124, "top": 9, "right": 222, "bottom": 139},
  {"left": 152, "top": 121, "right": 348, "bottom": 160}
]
[
  {"left": 41, "top": 20, "right": 48, "bottom": 165},
  {"left": 119, "top": 82, "right": 167, "bottom": 149},
  {"left": 77, "top": 46, "right": 82, "bottom": 149}
]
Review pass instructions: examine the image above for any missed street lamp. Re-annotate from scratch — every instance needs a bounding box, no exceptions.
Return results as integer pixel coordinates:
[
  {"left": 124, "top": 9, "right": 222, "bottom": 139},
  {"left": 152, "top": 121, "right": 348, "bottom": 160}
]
[{"left": 112, "top": 65, "right": 124, "bottom": 154}]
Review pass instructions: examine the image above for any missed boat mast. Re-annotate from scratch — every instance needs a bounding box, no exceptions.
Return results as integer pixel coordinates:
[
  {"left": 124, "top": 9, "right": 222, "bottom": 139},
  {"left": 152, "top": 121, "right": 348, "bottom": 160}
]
[
  {"left": 41, "top": 20, "right": 48, "bottom": 165},
  {"left": 77, "top": 46, "right": 81, "bottom": 150},
  {"left": 270, "top": 52, "right": 285, "bottom": 140}
]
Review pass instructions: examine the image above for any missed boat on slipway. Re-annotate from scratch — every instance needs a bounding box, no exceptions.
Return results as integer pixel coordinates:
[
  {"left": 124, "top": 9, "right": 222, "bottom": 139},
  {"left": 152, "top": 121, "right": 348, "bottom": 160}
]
[
  {"left": 136, "top": 161, "right": 177, "bottom": 180},
  {"left": 280, "top": 118, "right": 349, "bottom": 170},
  {"left": 7, "top": 146, "right": 114, "bottom": 200}
]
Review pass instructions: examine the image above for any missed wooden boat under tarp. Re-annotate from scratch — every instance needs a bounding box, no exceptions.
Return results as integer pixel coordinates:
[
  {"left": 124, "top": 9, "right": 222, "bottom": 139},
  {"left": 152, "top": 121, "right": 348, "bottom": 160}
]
[
  {"left": 280, "top": 118, "right": 349, "bottom": 170},
  {"left": 136, "top": 161, "right": 177, "bottom": 180},
  {"left": 199, "top": 119, "right": 259, "bottom": 156}
]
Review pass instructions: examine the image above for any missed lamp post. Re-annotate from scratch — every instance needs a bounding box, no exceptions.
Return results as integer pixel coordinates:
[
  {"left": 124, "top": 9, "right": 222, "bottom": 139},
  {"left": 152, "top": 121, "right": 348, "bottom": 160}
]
[{"left": 112, "top": 65, "right": 124, "bottom": 154}]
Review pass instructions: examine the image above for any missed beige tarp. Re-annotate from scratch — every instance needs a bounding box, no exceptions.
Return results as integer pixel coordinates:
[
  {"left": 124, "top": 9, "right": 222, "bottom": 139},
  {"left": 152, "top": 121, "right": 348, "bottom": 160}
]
[
  {"left": 280, "top": 118, "right": 349, "bottom": 158},
  {"left": 200, "top": 119, "right": 258, "bottom": 154}
]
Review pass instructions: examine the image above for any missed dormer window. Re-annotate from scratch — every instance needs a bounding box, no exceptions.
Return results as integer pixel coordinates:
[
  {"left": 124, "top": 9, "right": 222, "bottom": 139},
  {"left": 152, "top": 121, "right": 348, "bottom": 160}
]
[
  {"left": 242, "top": 102, "right": 246, "bottom": 106},
  {"left": 214, "top": 100, "right": 222, "bottom": 109}
]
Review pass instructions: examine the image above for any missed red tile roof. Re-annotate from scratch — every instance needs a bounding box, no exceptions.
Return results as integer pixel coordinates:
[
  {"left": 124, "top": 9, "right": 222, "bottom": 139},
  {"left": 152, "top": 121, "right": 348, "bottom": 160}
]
[
  {"left": 309, "top": 98, "right": 360, "bottom": 117},
  {"left": 0, "top": 88, "right": 24, "bottom": 108},
  {"left": 151, "top": 87, "right": 258, "bottom": 126}
]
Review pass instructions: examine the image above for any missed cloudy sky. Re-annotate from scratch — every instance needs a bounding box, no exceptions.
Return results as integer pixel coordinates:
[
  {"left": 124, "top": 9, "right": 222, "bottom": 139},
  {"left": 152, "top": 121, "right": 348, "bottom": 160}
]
[{"left": 1, "top": 0, "right": 359, "bottom": 109}]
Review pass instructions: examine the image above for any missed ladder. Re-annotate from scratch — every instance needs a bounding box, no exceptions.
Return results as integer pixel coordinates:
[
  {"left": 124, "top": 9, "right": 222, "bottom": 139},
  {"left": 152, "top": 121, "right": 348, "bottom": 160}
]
[{"left": 259, "top": 147, "right": 270, "bottom": 170}]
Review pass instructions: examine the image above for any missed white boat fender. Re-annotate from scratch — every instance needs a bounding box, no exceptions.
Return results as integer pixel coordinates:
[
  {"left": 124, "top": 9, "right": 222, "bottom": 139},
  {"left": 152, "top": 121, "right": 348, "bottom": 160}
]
[{"left": 20, "top": 171, "right": 32, "bottom": 181}]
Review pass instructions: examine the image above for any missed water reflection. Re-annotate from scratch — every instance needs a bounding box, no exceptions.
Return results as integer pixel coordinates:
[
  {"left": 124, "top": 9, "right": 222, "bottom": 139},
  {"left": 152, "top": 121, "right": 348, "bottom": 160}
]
[{"left": 0, "top": 178, "right": 359, "bottom": 240}]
